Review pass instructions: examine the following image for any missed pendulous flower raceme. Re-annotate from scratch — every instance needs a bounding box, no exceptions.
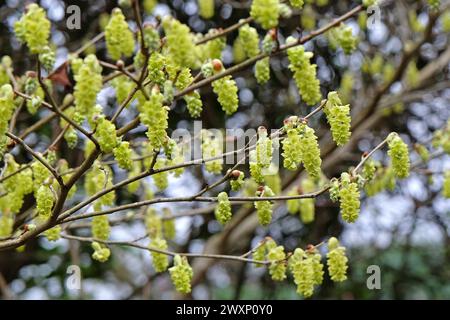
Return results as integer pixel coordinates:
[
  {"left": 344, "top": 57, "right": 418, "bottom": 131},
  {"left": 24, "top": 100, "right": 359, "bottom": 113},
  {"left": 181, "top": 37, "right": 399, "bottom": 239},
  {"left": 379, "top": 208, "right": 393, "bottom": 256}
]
[
  {"left": 36, "top": 185, "right": 54, "bottom": 219},
  {"left": 24, "top": 71, "right": 44, "bottom": 115},
  {"left": 443, "top": 171, "right": 450, "bottom": 198},
  {"left": 198, "top": 0, "right": 215, "bottom": 19},
  {"left": 215, "top": 192, "right": 232, "bottom": 225},
  {"left": 264, "top": 168, "right": 281, "bottom": 195},
  {"left": 44, "top": 226, "right": 61, "bottom": 242},
  {"left": 3, "top": 180, "right": 27, "bottom": 219},
  {"left": 139, "top": 89, "right": 169, "bottom": 150},
  {"left": 201, "top": 129, "right": 223, "bottom": 174},
  {"left": 39, "top": 46, "right": 55, "bottom": 72},
  {"left": 173, "top": 67, "right": 194, "bottom": 91},
  {"left": 91, "top": 215, "right": 110, "bottom": 241},
  {"left": 147, "top": 53, "right": 166, "bottom": 86},
  {"left": 162, "top": 208, "right": 176, "bottom": 240},
  {"left": 142, "top": 24, "right": 160, "bottom": 51},
  {"left": 94, "top": 116, "right": 119, "bottom": 154},
  {"left": 0, "top": 213, "right": 13, "bottom": 238},
  {"left": 238, "top": 24, "right": 261, "bottom": 58},
  {"left": 290, "top": 0, "right": 304, "bottom": 8},
  {"left": 281, "top": 119, "right": 321, "bottom": 177},
  {"left": 26, "top": 94, "right": 43, "bottom": 116},
  {"left": 184, "top": 91, "right": 203, "bottom": 118},
  {"left": 256, "top": 127, "right": 273, "bottom": 168},
  {"left": 73, "top": 55, "right": 103, "bottom": 120},
  {"left": 301, "top": 5, "right": 316, "bottom": 31},
  {"left": 151, "top": 238, "right": 169, "bottom": 273},
  {"left": 0, "top": 56, "right": 11, "bottom": 87},
  {"left": 250, "top": 0, "right": 280, "bottom": 30},
  {"left": 233, "top": 38, "right": 246, "bottom": 63},
  {"left": 31, "top": 159, "right": 51, "bottom": 192},
  {"left": 310, "top": 250, "right": 324, "bottom": 286},
  {"left": 24, "top": 73, "right": 38, "bottom": 97},
  {"left": 289, "top": 248, "right": 324, "bottom": 298},
  {"left": 298, "top": 123, "right": 322, "bottom": 179},
  {"left": 255, "top": 185, "right": 275, "bottom": 226},
  {"left": 249, "top": 151, "right": 264, "bottom": 184},
  {"left": 267, "top": 245, "right": 287, "bottom": 281},
  {"left": 255, "top": 57, "right": 271, "bottom": 84},
  {"left": 0, "top": 85, "right": 16, "bottom": 157},
  {"left": 339, "top": 71, "right": 354, "bottom": 104},
  {"left": 169, "top": 255, "right": 193, "bottom": 294},
  {"left": 252, "top": 246, "right": 265, "bottom": 268},
  {"left": 145, "top": 208, "right": 163, "bottom": 239},
  {"left": 92, "top": 242, "right": 111, "bottom": 263},
  {"left": 362, "top": 158, "right": 377, "bottom": 182},
  {"left": 201, "top": 61, "right": 214, "bottom": 78},
  {"left": 336, "top": 24, "right": 358, "bottom": 55},
  {"left": 287, "top": 37, "right": 322, "bottom": 106},
  {"left": 324, "top": 92, "right": 351, "bottom": 146},
  {"left": 338, "top": 172, "right": 360, "bottom": 223},
  {"left": 162, "top": 17, "right": 196, "bottom": 68},
  {"left": 153, "top": 158, "right": 169, "bottom": 191},
  {"left": 299, "top": 178, "right": 316, "bottom": 224},
  {"left": 282, "top": 117, "right": 303, "bottom": 171},
  {"left": 287, "top": 188, "right": 300, "bottom": 214},
  {"left": 14, "top": 4, "right": 50, "bottom": 54},
  {"left": 387, "top": 132, "right": 410, "bottom": 179},
  {"left": 290, "top": 249, "right": 314, "bottom": 297},
  {"left": 286, "top": 179, "right": 316, "bottom": 224},
  {"left": 211, "top": 60, "right": 239, "bottom": 115},
  {"left": 113, "top": 141, "right": 133, "bottom": 170},
  {"left": 105, "top": 8, "right": 135, "bottom": 60},
  {"left": 326, "top": 237, "right": 348, "bottom": 282}
]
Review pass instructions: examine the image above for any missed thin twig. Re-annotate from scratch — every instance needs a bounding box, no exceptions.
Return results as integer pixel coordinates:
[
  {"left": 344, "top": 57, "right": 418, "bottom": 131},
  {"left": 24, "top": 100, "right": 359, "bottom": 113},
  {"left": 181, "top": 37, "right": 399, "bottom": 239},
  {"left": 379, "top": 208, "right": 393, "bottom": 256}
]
[
  {"left": 132, "top": 0, "right": 147, "bottom": 54},
  {"left": 14, "top": 90, "right": 100, "bottom": 148},
  {"left": 6, "top": 132, "right": 65, "bottom": 187},
  {"left": 352, "top": 138, "right": 389, "bottom": 175},
  {"left": 73, "top": 32, "right": 105, "bottom": 57},
  {"left": 9, "top": 100, "right": 24, "bottom": 133},
  {"left": 59, "top": 187, "right": 329, "bottom": 224},
  {"left": 61, "top": 233, "right": 271, "bottom": 265},
  {"left": 111, "top": 86, "right": 140, "bottom": 123},
  {"left": 195, "top": 17, "right": 253, "bottom": 45}
]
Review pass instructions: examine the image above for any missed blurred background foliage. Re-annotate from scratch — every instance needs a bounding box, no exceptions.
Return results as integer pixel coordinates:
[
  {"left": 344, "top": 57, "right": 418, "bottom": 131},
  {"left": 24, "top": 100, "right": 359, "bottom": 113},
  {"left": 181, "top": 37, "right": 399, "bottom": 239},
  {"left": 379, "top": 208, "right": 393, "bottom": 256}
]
[{"left": 0, "top": 0, "right": 449, "bottom": 299}]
